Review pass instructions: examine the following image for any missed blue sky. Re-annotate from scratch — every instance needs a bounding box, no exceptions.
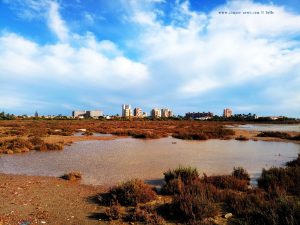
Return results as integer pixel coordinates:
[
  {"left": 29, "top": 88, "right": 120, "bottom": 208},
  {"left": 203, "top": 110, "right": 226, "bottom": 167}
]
[{"left": 0, "top": 0, "right": 300, "bottom": 117}]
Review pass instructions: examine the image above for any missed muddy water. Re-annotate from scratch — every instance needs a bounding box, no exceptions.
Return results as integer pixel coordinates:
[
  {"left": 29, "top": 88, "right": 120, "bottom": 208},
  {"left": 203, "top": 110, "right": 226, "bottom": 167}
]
[{"left": 0, "top": 137, "right": 299, "bottom": 185}]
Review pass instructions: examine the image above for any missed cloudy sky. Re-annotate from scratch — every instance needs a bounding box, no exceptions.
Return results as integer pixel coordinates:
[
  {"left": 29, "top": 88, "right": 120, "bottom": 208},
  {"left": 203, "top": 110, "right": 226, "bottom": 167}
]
[{"left": 0, "top": 0, "right": 300, "bottom": 117}]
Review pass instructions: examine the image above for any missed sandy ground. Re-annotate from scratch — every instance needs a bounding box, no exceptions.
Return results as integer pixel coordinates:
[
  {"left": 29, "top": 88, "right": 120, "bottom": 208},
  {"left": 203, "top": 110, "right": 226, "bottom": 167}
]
[{"left": 0, "top": 173, "right": 110, "bottom": 225}]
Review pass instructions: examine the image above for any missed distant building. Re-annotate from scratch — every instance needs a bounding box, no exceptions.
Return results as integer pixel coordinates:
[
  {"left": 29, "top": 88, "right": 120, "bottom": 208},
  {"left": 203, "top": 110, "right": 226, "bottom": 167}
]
[
  {"left": 223, "top": 108, "right": 233, "bottom": 118},
  {"left": 122, "top": 104, "right": 132, "bottom": 118},
  {"left": 72, "top": 110, "right": 103, "bottom": 119},
  {"left": 143, "top": 112, "right": 148, "bottom": 118},
  {"left": 151, "top": 108, "right": 161, "bottom": 118},
  {"left": 185, "top": 112, "right": 213, "bottom": 120},
  {"left": 161, "top": 108, "right": 173, "bottom": 118},
  {"left": 134, "top": 107, "right": 143, "bottom": 118},
  {"left": 72, "top": 110, "right": 86, "bottom": 118},
  {"left": 86, "top": 110, "right": 103, "bottom": 118}
]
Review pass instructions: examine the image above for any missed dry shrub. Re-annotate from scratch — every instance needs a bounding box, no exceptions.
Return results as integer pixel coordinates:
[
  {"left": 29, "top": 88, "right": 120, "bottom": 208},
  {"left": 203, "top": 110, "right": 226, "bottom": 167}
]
[
  {"left": 109, "top": 179, "right": 157, "bottom": 206},
  {"left": 232, "top": 167, "right": 250, "bottom": 182},
  {"left": 164, "top": 166, "right": 199, "bottom": 185},
  {"left": 257, "top": 131, "right": 291, "bottom": 139},
  {"left": 35, "top": 142, "right": 63, "bottom": 151},
  {"left": 161, "top": 178, "right": 184, "bottom": 195},
  {"left": 171, "top": 182, "right": 220, "bottom": 222},
  {"left": 126, "top": 205, "right": 165, "bottom": 225},
  {"left": 258, "top": 156, "right": 300, "bottom": 196},
  {"left": 286, "top": 154, "right": 300, "bottom": 167},
  {"left": 235, "top": 135, "right": 249, "bottom": 141},
  {"left": 162, "top": 166, "right": 200, "bottom": 195},
  {"left": 172, "top": 132, "right": 208, "bottom": 140},
  {"left": 0, "top": 138, "right": 33, "bottom": 153},
  {"left": 289, "top": 135, "right": 300, "bottom": 140},
  {"left": 28, "top": 136, "right": 44, "bottom": 145},
  {"left": 225, "top": 191, "right": 300, "bottom": 225},
  {"left": 82, "top": 131, "right": 93, "bottom": 136},
  {"left": 202, "top": 174, "right": 249, "bottom": 191},
  {"left": 104, "top": 203, "right": 122, "bottom": 220},
  {"left": 61, "top": 172, "right": 82, "bottom": 181}
]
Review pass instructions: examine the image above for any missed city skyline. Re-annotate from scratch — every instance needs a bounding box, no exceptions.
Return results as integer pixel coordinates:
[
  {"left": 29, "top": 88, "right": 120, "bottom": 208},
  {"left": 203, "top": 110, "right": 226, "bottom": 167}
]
[{"left": 1, "top": 0, "right": 300, "bottom": 117}]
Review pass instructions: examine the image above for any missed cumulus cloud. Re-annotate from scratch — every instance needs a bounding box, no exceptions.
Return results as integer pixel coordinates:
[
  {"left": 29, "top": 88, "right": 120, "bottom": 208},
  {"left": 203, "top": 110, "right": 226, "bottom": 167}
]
[
  {"left": 1, "top": 0, "right": 300, "bottom": 116},
  {"left": 0, "top": 1, "right": 149, "bottom": 114},
  {"left": 0, "top": 32, "right": 148, "bottom": 86},
  {"left": 124, "top": 0, "right": 300, "bottom": 115}
]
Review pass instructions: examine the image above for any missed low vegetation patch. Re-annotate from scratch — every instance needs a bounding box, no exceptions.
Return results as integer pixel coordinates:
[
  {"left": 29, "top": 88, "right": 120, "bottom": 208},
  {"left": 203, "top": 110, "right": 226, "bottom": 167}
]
[
  {"left": 232, "top": 166, "right": 251, "bottom": 182},
  {"left": 258, "top": 154, "right": 300, "bottom": 196},
  {"left": 35, "top": 142, "right": 64, "bottom": 151},
  {"left": 235, "top": 135, "right": 249, "bottom": 141},
  {"left": 202, "top": 174, "right": 249, "bottom": 192},
  {"left": 98, "top": 159, "right": 300, "bottom": 224},
  {"left": 0, "top": 138, "right": 33, "bottom": 154},
  {"left": 61, "top": 171, "right": 82, "bottom": 181},
  {"left": 257, "top": 131, "right": 291, "bottom": 139},
  {"left": 104, "top": 179, "right": 157, "bottom": 206}
]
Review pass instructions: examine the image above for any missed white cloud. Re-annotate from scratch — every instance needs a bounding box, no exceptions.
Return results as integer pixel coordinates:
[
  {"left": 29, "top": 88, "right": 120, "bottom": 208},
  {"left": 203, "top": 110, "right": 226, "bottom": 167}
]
[
  {"left": 0, "top": 32, "right": 149, "bottom": 88},
  {"left": 126, "top": 0, "right": 300, "bottom": 101},
  {"left": 48, "top": 1, "right": 69, "bottom": 42}
]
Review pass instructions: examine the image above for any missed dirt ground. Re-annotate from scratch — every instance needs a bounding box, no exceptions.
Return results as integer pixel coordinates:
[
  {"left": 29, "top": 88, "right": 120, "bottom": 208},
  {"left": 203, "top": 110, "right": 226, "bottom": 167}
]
[{"left": 0, "top": 173, "right": 111, "bottom": 225}]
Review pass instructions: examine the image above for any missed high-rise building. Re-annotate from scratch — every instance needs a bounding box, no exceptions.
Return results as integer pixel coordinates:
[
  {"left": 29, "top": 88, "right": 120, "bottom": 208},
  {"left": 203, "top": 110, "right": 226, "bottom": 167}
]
[
  {"left": 122, "top": 104, "right": 132, "bottom": 118},
  {"left": 161, "top": 108, "right": 173, "bottom": 118},
  {"left": 151, "top": 108, "right": 161, "bottom": 118},
  {"left": 134, "top": 107, "right": 143, "bottom": 118},
  {"left": 223, "top": 108, "right": 233, "bottom": 118}
]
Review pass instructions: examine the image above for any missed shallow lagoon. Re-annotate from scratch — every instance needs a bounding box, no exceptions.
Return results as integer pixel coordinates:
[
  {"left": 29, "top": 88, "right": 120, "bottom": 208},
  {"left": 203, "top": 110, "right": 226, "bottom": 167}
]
[
  {"left": 0, "top": 137, "right": 299, "bottom": 185},
  {"left": 228, "top": 124, "right": 300, "bottom": 132}
]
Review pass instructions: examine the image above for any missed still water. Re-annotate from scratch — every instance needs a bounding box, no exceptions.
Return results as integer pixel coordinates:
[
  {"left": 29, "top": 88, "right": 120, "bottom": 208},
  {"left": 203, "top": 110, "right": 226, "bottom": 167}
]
[
  {"left": 0, "top": 137, "right": 299, "bottom": 185},
  {"left": 228, "top": 124, "right": 300, "bottom": 132}
]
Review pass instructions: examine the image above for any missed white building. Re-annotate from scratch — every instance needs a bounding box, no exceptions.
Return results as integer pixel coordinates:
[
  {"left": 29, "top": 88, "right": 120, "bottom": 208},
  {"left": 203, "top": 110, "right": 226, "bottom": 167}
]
[
  {"left": 72, "top": 110, "right": 86, "bottom": 118},
  {"left": 122, "top": 104, "right": 132, "bottom": 118},
  {"left": 134, "top": 107, "right": 143, "bottom": 118},
  {"left": 86, "top": 110, "right": 103, "bottom": 118},
  {"left": 72, "top": 110, "right": 103, "bottom": 119},
  {"left": 161, "top": 108, "right": 173, "bottom": 118},
  {"left": 223, "top": 108, "right": 233, "bottom": 118},
  {"left": 151, "top": 108, "right": 161, "bottom": 118}
]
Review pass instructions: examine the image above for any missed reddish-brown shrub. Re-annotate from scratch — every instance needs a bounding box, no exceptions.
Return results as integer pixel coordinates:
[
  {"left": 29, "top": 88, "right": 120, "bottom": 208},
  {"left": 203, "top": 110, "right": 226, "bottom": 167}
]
[
  {"left": 109, "top": 179, "right": 157, "bottom": 206},
  {"left": 171, "top": 182, "right": 219, "bottom": 222},
  {"left": 202, "top": 174, "right": 249, "bottom": 191}
]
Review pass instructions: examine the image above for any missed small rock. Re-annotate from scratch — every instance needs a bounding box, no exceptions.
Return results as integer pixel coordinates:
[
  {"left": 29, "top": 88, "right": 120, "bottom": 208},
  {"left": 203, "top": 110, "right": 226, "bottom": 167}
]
[
  {"left": 224, "top": 213, "right": 233, "bottom": 219},
  {"left": 41, "top": 221, "right": 46, "bottom": 224}
]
